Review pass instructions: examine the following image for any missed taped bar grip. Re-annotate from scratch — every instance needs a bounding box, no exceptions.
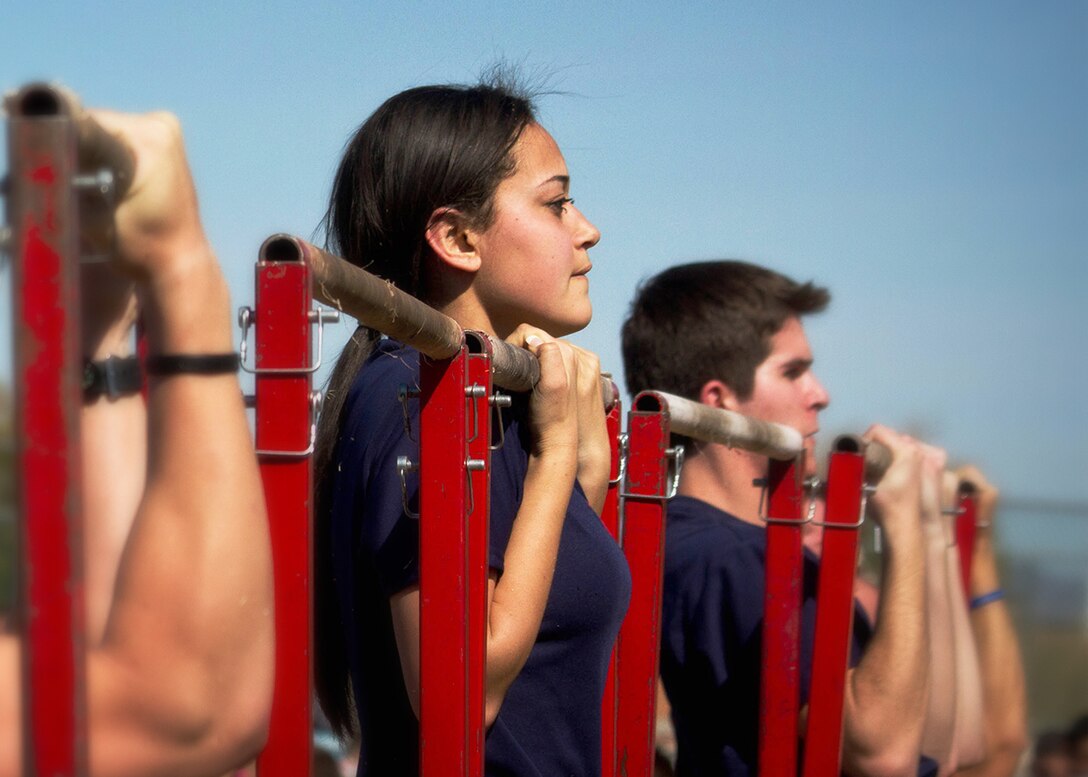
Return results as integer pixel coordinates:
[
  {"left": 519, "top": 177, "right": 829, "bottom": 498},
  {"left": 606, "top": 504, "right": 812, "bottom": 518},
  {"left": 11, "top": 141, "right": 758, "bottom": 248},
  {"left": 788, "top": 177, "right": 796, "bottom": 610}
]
[
  {"left": 261, "top": 234, "right": 615, "bottom": 405},
  {"left": 655, "top": 390, "right": 803, "bottom": 461}
]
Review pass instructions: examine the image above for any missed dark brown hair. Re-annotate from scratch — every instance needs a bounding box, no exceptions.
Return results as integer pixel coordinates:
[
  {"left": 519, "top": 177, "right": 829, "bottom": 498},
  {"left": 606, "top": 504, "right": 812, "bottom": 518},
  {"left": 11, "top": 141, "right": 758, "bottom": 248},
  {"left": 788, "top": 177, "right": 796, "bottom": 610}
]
[
  {"left": 313, "top": 77, "right": 537, "bottom": 740},
  {"left": 621, "top": 260, "right": 829, "bottom": 444}
]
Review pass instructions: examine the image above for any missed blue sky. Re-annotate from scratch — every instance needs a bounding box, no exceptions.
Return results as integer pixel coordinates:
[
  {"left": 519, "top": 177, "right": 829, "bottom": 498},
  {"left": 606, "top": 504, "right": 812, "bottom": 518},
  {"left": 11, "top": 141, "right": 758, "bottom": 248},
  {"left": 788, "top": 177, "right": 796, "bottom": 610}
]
[{"left": 3, "top": 2, "right": 1086, "bottom": 511}]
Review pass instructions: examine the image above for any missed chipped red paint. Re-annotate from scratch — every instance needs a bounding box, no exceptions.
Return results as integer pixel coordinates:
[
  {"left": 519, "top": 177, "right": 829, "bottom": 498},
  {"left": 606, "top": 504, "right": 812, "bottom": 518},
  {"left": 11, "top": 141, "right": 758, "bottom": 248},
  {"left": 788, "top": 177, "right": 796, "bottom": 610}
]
[{"left": 11, "top": 110, "right": 88, "bottom": 776}]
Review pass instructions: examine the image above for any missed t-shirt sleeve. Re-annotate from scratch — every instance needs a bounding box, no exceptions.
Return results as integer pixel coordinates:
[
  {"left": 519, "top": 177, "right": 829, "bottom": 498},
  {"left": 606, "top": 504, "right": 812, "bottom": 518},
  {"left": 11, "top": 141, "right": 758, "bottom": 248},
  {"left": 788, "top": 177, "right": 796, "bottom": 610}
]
[{"left": 350, "top": 350, "right": 423, "bottom": 597}]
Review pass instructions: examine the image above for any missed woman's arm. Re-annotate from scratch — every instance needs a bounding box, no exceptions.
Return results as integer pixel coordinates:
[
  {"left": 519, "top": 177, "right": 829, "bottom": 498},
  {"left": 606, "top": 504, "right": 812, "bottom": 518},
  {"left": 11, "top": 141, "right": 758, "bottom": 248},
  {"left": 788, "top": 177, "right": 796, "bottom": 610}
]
[{"left": 391, "top": 326, "right": 592, "bottom": 725}]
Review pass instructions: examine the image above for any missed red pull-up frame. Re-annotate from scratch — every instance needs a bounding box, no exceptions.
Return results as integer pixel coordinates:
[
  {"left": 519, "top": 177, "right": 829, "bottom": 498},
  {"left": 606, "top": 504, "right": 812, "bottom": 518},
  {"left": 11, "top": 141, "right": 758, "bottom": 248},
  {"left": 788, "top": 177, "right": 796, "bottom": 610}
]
[
  {"left": 7, "top": 85, "right": 88, "bottom": 777},
  {"left": 599, "top": 385, "right": 624, "bottom": 777},
  {"left": 417, "top": 331, "right": 494, "bottom": 777},
  {"left": 759, "top": 455, "right": 806, "bottom": 777},
  {"left": 615, "top": 391, "right": 677, "bottom": 777},
  {"left": 245, "top": 236, "right": 330, "bottom": 776},
  {"left": 802, "top": 436, "right": 868, "bottom": 777},
  {"left": 954, "top": 483, "right": 979, "bottom": 598}
]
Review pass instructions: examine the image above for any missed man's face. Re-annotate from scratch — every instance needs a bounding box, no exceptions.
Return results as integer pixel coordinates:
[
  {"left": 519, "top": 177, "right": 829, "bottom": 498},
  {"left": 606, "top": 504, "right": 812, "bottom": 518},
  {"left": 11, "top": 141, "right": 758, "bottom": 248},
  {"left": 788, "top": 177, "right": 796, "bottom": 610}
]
[{"left": 732, "top": 316, "right": 830, "bottom": 470}]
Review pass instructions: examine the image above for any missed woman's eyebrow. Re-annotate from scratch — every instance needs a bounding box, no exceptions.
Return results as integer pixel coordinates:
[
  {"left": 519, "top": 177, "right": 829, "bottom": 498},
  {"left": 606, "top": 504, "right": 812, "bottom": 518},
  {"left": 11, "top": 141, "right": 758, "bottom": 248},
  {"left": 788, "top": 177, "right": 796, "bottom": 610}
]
[{"left": 537, "top": 174, "right": 570, "bottom": 190}]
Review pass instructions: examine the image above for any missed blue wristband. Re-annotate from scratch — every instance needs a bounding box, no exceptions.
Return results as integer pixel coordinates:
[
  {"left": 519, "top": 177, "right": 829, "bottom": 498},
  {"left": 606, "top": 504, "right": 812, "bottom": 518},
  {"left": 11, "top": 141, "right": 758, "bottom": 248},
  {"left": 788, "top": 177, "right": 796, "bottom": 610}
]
[{"left": 970, "top": 589, "right": 1004, "bottom": 610}]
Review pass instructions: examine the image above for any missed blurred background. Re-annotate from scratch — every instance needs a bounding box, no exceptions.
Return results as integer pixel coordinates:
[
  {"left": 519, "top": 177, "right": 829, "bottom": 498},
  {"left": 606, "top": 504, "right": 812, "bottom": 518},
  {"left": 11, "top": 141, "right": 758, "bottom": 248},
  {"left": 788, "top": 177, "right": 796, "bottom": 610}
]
[{"left": 2, "top": 1, "right": 1085, "bottom": 734}]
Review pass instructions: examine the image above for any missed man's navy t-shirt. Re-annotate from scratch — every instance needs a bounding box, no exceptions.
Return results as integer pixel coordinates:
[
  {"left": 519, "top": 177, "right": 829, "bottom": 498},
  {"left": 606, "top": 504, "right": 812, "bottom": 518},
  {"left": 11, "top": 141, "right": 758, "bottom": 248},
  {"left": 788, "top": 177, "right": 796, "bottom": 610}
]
[
  {"left": 325, "top": 340, "right": 631, "bottom": 776},
  {"left": 660, "top": 495, "right": 936, "bottom": 777}
]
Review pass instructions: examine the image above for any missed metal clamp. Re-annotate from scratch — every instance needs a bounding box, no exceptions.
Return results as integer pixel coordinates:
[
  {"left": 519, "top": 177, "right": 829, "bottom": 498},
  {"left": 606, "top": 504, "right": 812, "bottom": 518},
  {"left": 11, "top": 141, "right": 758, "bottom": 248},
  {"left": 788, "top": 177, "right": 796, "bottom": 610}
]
[
  {"left": 73, "top": 168, "right": 117, "bottom": 202},
  {"left": 465, "top": 458, "right": 487, "bottom": 515},
  {"left": 608, "top": 433, "right": 630, "bottom": 487},
  {"left": 396, "top": 456, "right": 419, "bottom": 519},
  {"left": 754, "top": 474, "right": 815, "bottom": 526},
  {"left": 806, "top": 476, "right": 870, "bottom": 530},
  {"left": 620, "top": 445, "right": 684, "bottom": 501},
  {"left": 237, "top": 306, "right": 341, "bottom": 374},
  {"left": 255, "top": 390, "right": 323, "bottom": 458},
  {"left": 398, "top": 384, "right": 420, "bottom": 441},
  {"left": 490, "top": 392, "right": 512, "bottom": 451},
  {"left": 466, "top": 384, "right": 488, "bottom": 444}
]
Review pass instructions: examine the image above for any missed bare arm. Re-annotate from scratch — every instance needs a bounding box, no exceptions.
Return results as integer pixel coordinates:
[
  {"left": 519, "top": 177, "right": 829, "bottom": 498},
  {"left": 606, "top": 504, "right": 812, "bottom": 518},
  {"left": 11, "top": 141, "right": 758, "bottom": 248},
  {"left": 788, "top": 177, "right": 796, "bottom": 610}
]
[
  {"left": 80, "top": 269, "right": 146, "bottom": 647},
  {"left": 0, "top": 111, "right": 274, "bottom": 777},
  {"left": 840, "top": 426, "right": 929, "bottom": 777},
  {"left": 919, "top": 449, "right": 959, "bottom": 773},
  {"left": 392, "top": 327, "right": 596, "bottom": 725},
  {"left": 952, "top": 467, "right": 1028, "bottom": 777}
]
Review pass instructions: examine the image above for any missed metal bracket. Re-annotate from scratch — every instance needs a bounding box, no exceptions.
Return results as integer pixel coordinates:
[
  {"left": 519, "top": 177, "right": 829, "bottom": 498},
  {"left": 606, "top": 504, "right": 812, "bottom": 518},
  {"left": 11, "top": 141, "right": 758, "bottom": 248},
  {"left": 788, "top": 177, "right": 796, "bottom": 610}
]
[
  {"left": 73, "top": 168, "right": 117, "bottom": 202},
  {"left": 621, "top": 445, "right": 684, "bottom": 501},
  {"left": 255, "top": 390, "right": 323, "bottom": 458},
  {"left": 608, "top": 433, "right": 630, "bottom": 487},
  {"left": 237, "top": 306, "right": 341, "bottom": 374},
  {"left": 398, "top": 384, "right": 420, "bottom": 441},
  {"left": 466, "top": 384, "right": 488, "bottom": 444},
  {"left": 490, "top": 392, "right": 512, "bottom": 451},
  {"left": 465, "top": 458, "right": 486, "bottom": 516},
  {"left": 396, "top": 456, "right": 420, "bottom": 519},
  {"left": 754, "top": 473, "right": 816, "bottom": 526}
]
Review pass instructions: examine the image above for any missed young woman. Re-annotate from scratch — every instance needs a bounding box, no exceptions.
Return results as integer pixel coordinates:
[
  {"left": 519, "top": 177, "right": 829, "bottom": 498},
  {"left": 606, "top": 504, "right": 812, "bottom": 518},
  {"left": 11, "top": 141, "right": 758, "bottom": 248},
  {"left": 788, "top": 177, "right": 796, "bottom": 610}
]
[{"left": 314, "top": 79, "right": 631, "bottom": 775}]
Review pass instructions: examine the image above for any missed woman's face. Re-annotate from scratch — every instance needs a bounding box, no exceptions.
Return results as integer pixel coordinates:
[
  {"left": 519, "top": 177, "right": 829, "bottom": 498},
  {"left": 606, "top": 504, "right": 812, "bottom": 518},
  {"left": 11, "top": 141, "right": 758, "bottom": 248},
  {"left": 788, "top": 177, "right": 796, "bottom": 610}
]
[{"left": 471, "top": 123, "right": 601, "bottom": 338}]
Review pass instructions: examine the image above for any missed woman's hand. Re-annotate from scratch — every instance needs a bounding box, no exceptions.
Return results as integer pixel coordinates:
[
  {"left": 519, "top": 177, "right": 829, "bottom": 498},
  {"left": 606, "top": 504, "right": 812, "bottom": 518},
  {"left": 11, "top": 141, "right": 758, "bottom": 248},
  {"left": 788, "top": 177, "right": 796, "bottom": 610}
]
[{"left": 507, "top": 325, "right": 609, "bottom": 512}]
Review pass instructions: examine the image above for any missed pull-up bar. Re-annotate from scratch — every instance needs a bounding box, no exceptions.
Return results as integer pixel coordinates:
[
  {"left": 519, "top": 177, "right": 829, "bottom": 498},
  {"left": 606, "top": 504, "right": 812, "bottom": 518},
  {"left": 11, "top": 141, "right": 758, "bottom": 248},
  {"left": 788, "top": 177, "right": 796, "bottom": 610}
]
[
  {"left": 654, "top": 390, "right": 891, "bottom": 478},
  {"left": 260, "top": 233, "right": 614, "bottom": 403}
]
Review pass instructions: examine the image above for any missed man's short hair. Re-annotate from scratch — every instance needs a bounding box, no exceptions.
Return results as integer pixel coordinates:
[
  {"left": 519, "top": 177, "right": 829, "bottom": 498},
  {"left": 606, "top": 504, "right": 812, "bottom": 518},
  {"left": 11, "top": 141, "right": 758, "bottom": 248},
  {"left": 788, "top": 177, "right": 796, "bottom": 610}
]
[{"left": 621, "top": 260, "right": 830, "bottom": 404}]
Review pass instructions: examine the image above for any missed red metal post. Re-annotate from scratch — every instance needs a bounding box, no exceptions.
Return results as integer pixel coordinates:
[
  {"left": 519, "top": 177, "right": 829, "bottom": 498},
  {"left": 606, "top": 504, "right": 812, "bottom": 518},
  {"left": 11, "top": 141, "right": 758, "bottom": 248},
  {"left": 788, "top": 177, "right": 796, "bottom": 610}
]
[
  {"left": 955, "top": 485, "right": 979, "bottom": 601},
  {"left": 251, "top": 248, "right": 315, "bottom": 777},
  {"left": 599, "top": 386, "right": 623, "bottom": 777},
  {"left": 802, "top": 444, "right": 866, "bottom": 777},
  {"left": 615, "top": 392, "right": 673, "bottom": 777},
  {"left": 419, "top": 340, "right": 471, "bottom": 775},
  {"left": 464, "top": 332, "right": 494, "bottom": 777},
  {"left": 8, "top": 95, "right": 88, "bottom": 776},
  {"left": 759, "top": 455, "right": 805, "bottom": 777}
]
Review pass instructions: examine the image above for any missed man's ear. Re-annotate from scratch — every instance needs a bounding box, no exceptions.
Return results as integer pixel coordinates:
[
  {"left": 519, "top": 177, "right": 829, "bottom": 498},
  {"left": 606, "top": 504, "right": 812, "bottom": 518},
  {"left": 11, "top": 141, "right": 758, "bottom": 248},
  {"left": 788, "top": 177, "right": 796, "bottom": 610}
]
[
  {"left": 425, "top": 207, "right": 481, "bottom": 273},
  {"left": 699, "top": 379, "right": 742, "bottom": 412}
]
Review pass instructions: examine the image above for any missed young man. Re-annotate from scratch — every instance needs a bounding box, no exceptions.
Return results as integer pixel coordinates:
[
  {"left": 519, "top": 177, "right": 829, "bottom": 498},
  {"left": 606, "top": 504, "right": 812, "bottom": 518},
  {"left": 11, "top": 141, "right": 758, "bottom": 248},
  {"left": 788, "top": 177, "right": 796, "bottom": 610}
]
[{"left": 622, "top": 260, "right": 933, "bottom": 776}]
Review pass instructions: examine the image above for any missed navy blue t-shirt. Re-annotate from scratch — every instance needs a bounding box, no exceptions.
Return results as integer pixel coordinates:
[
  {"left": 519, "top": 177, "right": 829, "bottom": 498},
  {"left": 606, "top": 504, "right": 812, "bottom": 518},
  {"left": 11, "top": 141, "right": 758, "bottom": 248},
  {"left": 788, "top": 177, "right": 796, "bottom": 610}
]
[
  {"left": 325, "top": 340, "right": 631, "bottom": 776},
  {"left": 660, "top": 495, "right": 936, "bottom": 777}
]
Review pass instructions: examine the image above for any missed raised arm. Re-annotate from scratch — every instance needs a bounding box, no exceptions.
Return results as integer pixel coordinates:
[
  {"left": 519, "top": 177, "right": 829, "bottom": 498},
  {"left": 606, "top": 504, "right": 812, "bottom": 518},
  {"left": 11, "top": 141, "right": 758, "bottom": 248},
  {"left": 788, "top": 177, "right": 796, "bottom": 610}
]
[
  {"left": 952, "top": 466, "right": 1028, "bottom": 777},
  {"left": 919, "top": 447, "right": 960, "bottom": 773},
  {"left": 0, "top": 109, "right": 273, "bottom": 777},
  {"left": 390, "top": 326, "right": 598, "bottom": 725},
  {"left": 840, "top": 426, "right": 929, "bottom": 777}
]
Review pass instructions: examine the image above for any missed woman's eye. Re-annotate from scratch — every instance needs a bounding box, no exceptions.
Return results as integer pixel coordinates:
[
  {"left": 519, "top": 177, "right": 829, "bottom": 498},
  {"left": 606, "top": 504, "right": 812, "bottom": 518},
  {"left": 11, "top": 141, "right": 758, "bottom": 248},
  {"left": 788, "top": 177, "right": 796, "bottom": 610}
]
[{"left": 547, "top": 197, "right": 574, "bottom": 214}]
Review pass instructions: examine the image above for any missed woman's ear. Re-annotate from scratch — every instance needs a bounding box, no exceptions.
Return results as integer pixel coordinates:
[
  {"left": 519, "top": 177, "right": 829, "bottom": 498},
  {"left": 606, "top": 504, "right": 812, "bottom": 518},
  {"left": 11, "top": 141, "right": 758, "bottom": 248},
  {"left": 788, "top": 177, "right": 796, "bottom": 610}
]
[
  {"left": 425, "top": 208, "right": 481, "bottom": 273},
  {"left": 699, "top": 379, "right": 741, "bottom": 412}
]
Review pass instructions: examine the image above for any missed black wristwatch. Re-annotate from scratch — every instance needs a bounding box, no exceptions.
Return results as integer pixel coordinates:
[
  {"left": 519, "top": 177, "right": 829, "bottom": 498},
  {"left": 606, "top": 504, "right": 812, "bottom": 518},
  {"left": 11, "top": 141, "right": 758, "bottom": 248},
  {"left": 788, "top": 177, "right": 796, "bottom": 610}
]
[{"left": 83, "top": 356, "right": 143, "bottom": 401}]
